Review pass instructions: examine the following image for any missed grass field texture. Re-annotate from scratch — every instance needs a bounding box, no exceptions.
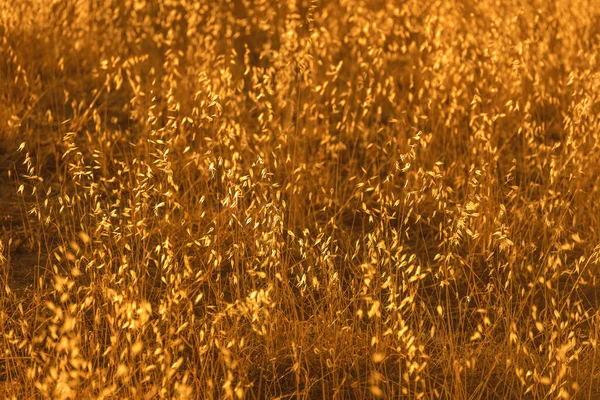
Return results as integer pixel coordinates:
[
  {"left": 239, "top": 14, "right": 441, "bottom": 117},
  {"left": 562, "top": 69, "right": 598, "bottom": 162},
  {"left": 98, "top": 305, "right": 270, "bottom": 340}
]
[{"left": 1, "top": 0, "right": 600, "bottom": 398}]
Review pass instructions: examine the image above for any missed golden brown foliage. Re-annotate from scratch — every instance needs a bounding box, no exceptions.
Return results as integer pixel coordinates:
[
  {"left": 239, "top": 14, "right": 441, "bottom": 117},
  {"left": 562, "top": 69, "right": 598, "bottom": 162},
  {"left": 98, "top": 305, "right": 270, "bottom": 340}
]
[{"left": 1, "top": 0, "right": 600, "bottom": 398}]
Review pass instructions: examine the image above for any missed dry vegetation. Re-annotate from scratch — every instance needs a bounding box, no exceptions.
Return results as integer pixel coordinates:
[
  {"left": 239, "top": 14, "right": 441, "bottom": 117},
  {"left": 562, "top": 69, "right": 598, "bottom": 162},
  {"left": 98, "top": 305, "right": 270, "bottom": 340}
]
[{"left": 1, "top": 0, "right": 600, "bottom": 398}]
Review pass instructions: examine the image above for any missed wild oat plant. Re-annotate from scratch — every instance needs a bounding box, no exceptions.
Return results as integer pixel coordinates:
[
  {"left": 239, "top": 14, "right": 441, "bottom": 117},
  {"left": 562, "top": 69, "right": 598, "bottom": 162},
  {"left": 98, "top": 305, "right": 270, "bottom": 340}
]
[{"left": 1, "top": 0, "right": 600, "bottom": 399}]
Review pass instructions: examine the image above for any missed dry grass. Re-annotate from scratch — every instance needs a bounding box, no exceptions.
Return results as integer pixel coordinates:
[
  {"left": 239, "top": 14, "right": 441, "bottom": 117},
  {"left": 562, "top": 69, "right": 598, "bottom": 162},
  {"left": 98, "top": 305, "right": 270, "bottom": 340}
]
[{"left": 1, "top": 0, "right": 600, "bottom": 398}]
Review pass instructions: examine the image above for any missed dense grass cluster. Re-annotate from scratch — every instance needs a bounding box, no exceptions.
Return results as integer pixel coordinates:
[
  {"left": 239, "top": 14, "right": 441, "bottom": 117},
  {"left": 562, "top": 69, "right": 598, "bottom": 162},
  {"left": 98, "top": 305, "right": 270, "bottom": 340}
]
[{"left": 1, "top": 0, "right": 600, "bottom": 398}]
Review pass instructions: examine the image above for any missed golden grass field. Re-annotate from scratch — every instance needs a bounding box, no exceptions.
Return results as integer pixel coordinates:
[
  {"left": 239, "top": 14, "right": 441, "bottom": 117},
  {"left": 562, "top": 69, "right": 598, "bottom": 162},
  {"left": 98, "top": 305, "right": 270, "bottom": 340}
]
[{"left": 1, "top": 0, "right": 600, "bottom": 398}]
